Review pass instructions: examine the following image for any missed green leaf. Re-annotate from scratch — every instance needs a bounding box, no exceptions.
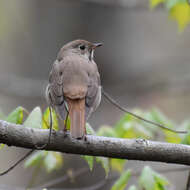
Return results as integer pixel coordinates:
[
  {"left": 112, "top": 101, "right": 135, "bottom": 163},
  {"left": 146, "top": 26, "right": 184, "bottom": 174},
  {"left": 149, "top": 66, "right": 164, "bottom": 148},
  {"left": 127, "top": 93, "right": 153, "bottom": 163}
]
[
  {"left": 82, "top": 155, "right": 94, "bottom": 170},
  {"left": 24, "top": 151, "right": 46, "bottom": 168},
  {"left": 180, "top": 122, "right": 190, "bottom": 145},
  {"left": 126, "top": 123, "right": 153, "bottom": 139},
  {"left": 44, "top": 152, "right": 63, "bottom": 173},
  {"left": 139, "top": 166, "right": 169, "bottom": 190},
  {"left": 25, "top": 151, "right": 63, "bottom": 172},
  {"left": 86, "top": 123, "right": 96, "bottom": 135},
  {"left": 110, "top": 158, "right": 126, "bottom": 173},
  {"left": 140, "top": 111, "right": 159, "bottom": 133},
  {"left": 139, "top": 166, "right": 155, "bottom": 190},
  {"left": 52, "top": 152, "right": 63, "bottom": 167},
  {"left": 150, "top": 0, "right": 165, "bottom": 9},
  {"left": 169, "top": 2, "right": 190, "bottom": 31},
  {"left": 122, "top": 123, "right": 139, "bottom": 139},
  {"left": 115, "top": 113, "right": 134, "bottom": 138},
  {"left": 6, "top": 106, "right": 24, "bottom": 124},
  {"left": 164, "top": 130, "right": 181, "bottom": 143},
  {"left": 111, "top": 169, "right": 131, "bottom": 190},
  {"left": 154, "top": 173, "right": 169, "bottom": 186},
  {"left": 150, "top": 108, "right": 174, "bottom": 129},
  {"left": 115, "top": 109, "right": 155, "bottom": 139},
  {"left": 166, "top": 0, "right": 186, "bottom": 9},
  {"left": 150, "top": 108, "right": 181, "bottom": 143},
  {"left": 128, "top": 185, "right": 138, "bottom": 190},
  {"left": 96, "top": 157, "right": 110, "bottom": 177},
  {"left": 97, "top": 125, "right": 116, "bottom": 137},
  {"left": 24, "top": 107, "right": 42, "bottom": 129},
  {"left": 115, "top": 113, "right": 137, "bottom": 138},
  {"left": 117, "top": 121, "right": 153, "bottom": 139},
  {"left": 64, "top": 117, "right": 70, "bottom": 130},
  {"left": 42, "top": 108, "right": 59, "bottom": 130},
  {"left": 0, "top": 144, "right": 5, "bottom": 150},
  {"left": 44, "top": 152, "right": 57, "bottom": 173}
]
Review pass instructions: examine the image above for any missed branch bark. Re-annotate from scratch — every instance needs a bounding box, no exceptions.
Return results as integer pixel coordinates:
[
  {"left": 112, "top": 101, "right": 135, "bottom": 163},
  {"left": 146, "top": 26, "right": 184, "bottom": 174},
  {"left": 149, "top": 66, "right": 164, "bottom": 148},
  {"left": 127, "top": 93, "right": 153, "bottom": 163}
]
[{"left": 0, "top": 120, "right": 190, "bottom": 165}]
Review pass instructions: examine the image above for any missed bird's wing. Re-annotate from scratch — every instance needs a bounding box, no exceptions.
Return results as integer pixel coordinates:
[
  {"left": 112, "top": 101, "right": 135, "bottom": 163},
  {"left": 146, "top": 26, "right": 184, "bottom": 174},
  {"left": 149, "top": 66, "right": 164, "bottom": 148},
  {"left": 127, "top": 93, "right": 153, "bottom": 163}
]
[
  {"left": 85, "top": 70, "right": 101, "bottom": 120},
  {"left": 46, "top": 60, "right": 67, "bottom": 121}
]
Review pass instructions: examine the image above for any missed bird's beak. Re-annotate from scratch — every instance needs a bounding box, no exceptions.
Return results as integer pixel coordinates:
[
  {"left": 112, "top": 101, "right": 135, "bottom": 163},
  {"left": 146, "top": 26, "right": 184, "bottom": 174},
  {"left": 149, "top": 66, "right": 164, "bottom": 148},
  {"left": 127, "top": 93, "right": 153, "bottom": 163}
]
[{"left": 92, "top": 43, "right": 103, "bottom": 49}]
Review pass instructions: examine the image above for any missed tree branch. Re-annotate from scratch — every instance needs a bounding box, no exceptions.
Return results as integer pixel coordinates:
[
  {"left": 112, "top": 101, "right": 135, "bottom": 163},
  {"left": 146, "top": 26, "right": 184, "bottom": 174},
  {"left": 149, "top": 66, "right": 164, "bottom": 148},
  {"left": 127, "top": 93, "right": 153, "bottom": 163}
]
[{"left": 0, "top": 120, "right": 190, "bottom": 165}]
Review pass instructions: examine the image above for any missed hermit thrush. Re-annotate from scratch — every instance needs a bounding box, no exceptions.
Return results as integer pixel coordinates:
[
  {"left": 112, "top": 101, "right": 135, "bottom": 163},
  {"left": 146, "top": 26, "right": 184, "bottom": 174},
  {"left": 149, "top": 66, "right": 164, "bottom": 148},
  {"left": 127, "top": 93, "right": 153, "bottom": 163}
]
[{"left": 46, "top": 39, "right": 102, "bottom": 139}]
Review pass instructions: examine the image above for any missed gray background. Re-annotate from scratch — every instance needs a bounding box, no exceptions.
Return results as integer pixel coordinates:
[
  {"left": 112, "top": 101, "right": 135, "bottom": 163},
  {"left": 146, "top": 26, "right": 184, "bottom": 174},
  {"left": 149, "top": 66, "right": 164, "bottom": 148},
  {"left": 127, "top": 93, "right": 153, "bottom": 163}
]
[{"left": 0, "top": 0, "right": 190, "bottom": 189}]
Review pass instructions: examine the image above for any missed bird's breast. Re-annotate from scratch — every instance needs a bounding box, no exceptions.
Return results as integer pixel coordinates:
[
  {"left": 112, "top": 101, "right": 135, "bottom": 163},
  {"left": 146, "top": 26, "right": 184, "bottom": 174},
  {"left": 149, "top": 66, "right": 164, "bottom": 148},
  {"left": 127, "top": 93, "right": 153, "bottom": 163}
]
[{"left": 62, "top": 58, "right": 89, "bottom": 99}]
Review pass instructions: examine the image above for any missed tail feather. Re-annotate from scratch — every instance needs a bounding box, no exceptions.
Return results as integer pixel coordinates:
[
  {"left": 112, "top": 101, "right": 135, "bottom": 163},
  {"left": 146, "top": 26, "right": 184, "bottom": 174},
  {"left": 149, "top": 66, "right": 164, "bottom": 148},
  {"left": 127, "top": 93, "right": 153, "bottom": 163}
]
[{"left": 67, "top": 98, "right": 85, "bottom": 139}]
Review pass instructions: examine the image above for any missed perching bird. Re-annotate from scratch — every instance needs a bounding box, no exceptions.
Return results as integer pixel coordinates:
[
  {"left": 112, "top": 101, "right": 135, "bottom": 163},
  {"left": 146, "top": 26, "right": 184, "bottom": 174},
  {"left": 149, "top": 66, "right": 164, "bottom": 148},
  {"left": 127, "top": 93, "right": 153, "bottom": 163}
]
[{"left": 46, "top": 39, "right": 102, "bottom": 139}]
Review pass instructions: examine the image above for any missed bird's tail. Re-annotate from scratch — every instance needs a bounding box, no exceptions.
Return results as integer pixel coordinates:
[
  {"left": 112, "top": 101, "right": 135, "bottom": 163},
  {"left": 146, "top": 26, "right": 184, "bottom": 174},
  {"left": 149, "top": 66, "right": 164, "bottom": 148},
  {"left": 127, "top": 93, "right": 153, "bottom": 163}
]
[{"left": 67, "top": 98, "right": 85, "bottom": 139}]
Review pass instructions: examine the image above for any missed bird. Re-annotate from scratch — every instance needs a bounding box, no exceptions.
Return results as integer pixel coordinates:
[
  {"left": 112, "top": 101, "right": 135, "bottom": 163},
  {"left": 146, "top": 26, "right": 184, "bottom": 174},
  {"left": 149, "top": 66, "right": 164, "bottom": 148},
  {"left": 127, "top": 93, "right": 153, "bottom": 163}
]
[{"left": 46, "top": 39, "right": 102, "bottom": 139}]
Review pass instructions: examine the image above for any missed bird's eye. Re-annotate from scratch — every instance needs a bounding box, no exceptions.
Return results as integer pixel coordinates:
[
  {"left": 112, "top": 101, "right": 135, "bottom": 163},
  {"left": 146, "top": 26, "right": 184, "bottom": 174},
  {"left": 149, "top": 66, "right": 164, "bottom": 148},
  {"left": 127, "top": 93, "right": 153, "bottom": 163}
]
[{"left": 79, "top": 45, "right": 86, "bottom": 50}]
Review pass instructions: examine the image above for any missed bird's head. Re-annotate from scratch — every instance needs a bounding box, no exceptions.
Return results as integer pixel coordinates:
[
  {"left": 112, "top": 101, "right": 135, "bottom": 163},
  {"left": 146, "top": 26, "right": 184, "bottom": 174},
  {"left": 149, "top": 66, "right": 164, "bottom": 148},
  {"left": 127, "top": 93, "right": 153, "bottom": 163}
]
[{"left": 58, "top": 39, "right": 103, "bottom": 61}]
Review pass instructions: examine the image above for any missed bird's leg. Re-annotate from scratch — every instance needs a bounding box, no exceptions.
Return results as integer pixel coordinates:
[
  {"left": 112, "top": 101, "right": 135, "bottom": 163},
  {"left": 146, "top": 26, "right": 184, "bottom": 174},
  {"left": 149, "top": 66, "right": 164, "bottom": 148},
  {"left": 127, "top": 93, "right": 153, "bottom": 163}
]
[
  {"left": 83, "top": 123, "right": 87, "bottom": 141},
  {"left": 64, "top": 112, "right": 69, "bottom": 132},
  {"left": 63, "top": 100, "right": 69, "bottom": 133}
]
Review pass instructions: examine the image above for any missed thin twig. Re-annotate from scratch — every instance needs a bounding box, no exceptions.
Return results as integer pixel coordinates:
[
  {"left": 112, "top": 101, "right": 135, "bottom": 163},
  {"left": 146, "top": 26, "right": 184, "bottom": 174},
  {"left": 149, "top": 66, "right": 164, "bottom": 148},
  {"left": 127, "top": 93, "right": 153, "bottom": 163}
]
[
  {"left": 102, "top": 89, "right": 187, "bottom": 134},
  {"left": 35, "top": 106, "right": 53, "bottom": 149},
  {"left": 0, "top": 149, "right": 34, "bottom": 176},
  {"left": 0, "top": 107, "right": 54, "bottom": 176},
  {"left": 186, "top": 170, "right": 190, "bottom": 190}
]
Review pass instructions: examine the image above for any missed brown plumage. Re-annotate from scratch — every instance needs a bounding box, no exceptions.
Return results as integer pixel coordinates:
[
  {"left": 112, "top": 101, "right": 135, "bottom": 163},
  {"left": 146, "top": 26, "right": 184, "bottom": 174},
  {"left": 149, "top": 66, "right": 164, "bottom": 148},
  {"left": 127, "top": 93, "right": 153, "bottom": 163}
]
[
  {"left": 46, "top": 39, "right": 102, "bottom": 139},
  {"left": 67, "top": 98, "right": 85, "bottom": 138}
]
